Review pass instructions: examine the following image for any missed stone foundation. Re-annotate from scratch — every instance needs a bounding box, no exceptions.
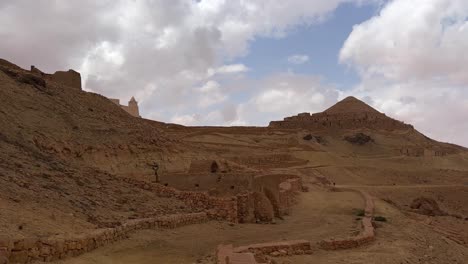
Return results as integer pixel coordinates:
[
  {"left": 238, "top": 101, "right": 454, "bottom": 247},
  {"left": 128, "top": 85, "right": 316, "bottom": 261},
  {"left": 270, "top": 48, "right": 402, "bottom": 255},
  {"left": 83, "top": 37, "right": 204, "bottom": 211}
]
[
  {"left": 217, "top": 240, "right": 312, "bottom": 264},
  {"left": 0, "top": 213, "right": 207, "bottom": 264}
]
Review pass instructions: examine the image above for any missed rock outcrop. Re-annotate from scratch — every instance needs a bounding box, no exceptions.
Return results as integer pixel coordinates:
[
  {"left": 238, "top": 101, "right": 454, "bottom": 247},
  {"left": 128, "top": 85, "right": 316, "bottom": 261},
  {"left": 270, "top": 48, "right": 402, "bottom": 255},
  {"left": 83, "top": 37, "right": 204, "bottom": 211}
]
[{"left": 410, "top": 197, "right": 446, "bottom": 216}]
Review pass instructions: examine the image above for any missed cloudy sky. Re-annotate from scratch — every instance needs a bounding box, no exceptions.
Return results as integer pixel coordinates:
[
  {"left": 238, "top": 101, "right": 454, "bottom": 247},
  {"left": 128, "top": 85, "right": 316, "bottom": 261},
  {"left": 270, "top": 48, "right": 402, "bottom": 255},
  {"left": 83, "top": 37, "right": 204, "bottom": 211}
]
[{"left": 1, "top": 0, "right": 467, "bottom": 146}]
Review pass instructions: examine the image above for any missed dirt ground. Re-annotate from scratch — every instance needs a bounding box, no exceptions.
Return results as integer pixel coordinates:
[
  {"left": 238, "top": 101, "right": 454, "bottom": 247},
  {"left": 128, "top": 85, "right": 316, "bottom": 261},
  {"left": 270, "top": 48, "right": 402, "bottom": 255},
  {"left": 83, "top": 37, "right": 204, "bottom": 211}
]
[
  {"left": 52, "top": 187, "right": 363, "bottom": 264},
  {"left": 48, "top": 184, "right": 468, "bottom": 264}
]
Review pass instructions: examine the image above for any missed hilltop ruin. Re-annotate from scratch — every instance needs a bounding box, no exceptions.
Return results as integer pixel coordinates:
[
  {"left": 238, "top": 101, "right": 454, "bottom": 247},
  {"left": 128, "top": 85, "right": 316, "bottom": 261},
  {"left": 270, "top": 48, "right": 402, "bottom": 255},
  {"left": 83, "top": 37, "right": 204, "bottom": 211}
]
[
  {"left": 109, "top": 97, "right": 141, "bottom": 118},
  {"left": 269, "top": 96, "right": 413, "bottom": 131}
]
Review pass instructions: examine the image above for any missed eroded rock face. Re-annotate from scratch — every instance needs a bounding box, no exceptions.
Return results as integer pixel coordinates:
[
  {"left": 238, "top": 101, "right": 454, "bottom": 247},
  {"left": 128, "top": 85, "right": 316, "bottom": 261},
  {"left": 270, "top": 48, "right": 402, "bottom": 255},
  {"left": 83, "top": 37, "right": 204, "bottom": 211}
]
[
  {"left": 302, "top": 134, "right": 325, "bottom": 144},
  {"left": 410, "top": 197, "right": 446, "bottom": 216},
  {"left": 344, "top": 133, "right": 373, "bottom": 145},
  {"left": 0, "top": 66, "right": 46, "bottom": 89}
]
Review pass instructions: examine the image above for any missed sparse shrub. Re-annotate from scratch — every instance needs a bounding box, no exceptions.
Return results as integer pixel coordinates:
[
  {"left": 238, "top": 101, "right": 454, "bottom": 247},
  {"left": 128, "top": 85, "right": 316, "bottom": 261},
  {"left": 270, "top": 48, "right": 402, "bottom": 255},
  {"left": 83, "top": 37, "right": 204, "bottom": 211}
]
[
  {"left": 355, "top": 209, "right": 365, "bottom": 217},
  {"left": 374, "top": 216, "right": 387, "bottom": 222}
]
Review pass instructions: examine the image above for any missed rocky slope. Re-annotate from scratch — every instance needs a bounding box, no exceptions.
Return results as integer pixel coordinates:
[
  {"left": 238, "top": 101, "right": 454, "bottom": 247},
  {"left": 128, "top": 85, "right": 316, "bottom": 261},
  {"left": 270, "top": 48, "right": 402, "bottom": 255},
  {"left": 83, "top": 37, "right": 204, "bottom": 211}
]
[{"left": 0, "top": 60, "right": 192, "bottom": 238}]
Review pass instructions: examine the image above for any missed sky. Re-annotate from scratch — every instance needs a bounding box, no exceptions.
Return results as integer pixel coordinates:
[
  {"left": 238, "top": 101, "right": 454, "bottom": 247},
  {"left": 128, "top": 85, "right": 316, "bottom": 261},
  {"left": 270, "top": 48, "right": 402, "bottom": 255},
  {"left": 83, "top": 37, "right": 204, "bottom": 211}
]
[{"left": 0, "top": 0, "right": 467, "bottom": 147}]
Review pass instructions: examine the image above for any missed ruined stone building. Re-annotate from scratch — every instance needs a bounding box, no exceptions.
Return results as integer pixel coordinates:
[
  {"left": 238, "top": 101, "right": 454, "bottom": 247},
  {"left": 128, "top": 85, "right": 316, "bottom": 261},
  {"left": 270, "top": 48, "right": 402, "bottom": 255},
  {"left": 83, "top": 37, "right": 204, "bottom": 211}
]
[
  {"left": 109, "top": 97, "right": 141, "bottom": 118},
  {"left": 30, "top": 65, "right": 82, "bottom": 90},
  {"left": 29, "top": 64, "right": 141, "bottom": 118}
]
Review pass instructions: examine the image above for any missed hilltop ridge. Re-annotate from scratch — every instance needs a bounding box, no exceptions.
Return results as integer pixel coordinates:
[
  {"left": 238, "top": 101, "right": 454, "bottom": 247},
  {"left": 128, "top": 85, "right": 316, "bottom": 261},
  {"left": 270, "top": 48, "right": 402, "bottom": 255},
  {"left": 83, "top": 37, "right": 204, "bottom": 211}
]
[{"left": 269, "top": 96, "right": 412, "bottom": 131}]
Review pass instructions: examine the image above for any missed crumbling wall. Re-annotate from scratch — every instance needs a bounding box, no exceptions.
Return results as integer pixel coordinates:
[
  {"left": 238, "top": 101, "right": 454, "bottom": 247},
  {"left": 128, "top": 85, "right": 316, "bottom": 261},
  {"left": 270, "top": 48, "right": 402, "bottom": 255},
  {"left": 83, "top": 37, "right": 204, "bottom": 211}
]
[
  {"left": 253, "top": 192, "right": 275, "bottom": 222},
  {"left": 0, "top": 213, "right": 207, "bottom": 264},
  {"left": 123, "top": 178, "right": 239, "bottom": 222},
  {"left": 236, "top": 192, "right": 256, "bottom": 223},
  {"left": 30, "top": 66, "right": 81, "bottom": 90},
  {"left": 278, "top": 178, "right": 302, "bottom": 215},
  {"left": 49, "top": 70, "right": 81, "bottom": 90}
]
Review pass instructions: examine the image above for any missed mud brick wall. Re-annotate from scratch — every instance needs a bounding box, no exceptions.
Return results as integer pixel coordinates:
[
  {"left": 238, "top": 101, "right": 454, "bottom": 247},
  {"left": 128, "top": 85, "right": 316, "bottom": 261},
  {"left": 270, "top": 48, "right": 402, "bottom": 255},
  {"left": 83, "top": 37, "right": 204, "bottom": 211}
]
[
  {"left": 319, "top": 189, "right": 376, "bottom": 250},
  {"left": 278, "top": 177, "right": 302, "bottom": 215},
  {"left": 1, "top": 213, "right": 207, "bottom": 264},
  {"left": 236, "top": 192, "right": 255, "bottom": 223}
]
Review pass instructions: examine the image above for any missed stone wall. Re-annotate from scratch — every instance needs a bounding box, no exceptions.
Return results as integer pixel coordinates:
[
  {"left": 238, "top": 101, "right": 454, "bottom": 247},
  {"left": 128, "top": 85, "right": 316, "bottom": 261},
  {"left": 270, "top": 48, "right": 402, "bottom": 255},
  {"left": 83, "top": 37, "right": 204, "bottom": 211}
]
[
  {"left": 278, "top": 178, "right": 302, "bottom": 215},
  {"left": 123, "top": 178, "right": 239, "bottom": 222},
  {"left": 30, "top": 66, "right": 81, "bottom": 90},
  {"left": 49, "top": 70, "right": 81, "bottom": 90},
  {"left": 124, "top": 176, "right": 303, "bottom": 224},
  {"left": 0, "top": 213, "right": 207, "bottom": 264},
  {"left": 253, "top": 175, "right": 303, "bottom": 219},
  {"left": 236, "top": 192, "right": 256, "bottom": 223}
]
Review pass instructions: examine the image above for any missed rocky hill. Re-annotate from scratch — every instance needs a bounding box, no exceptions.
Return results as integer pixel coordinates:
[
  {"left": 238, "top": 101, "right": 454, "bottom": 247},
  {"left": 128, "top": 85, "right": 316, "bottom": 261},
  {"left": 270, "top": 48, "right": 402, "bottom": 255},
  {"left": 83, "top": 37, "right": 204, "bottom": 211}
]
[
  {"left": 269, "top": 96, "right": 413, "bottom": 131},
  {"left": 1, "top": 58, "right": 467, "bottom": 264},
  {"left": 0, "top": 60, "right": 192, "bottom": 238}
]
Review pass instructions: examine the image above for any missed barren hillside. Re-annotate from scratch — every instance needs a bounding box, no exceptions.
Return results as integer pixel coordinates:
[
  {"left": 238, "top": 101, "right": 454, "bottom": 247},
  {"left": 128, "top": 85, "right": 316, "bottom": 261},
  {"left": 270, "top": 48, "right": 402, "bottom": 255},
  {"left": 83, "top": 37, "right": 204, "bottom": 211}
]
[{"left": 0, "top": 59, "right": 467, "bottom": 264}]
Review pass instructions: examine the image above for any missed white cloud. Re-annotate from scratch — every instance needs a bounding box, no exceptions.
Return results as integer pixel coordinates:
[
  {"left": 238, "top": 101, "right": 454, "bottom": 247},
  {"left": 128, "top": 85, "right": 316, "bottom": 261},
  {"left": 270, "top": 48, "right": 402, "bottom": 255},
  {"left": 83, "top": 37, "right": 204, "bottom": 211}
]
[
  {"left": 287, "top": 54, "right": 310, "bottom": 64},
  {"left": 170, "top": 114, "right": 200, "bottom": 126},
  {"left": 340, "top": 0, "right": 468, "bottom": 146},
  {"left": 237, "top": 73, "right": 340, "bottom": 125},
  {"left": 197, "top": 80, "right": 227, "bottom": 107},
  {"left": 207, "top": 64, "right": 249, "bottom": 77},
  {"left": 1, "top": 0, "right": 373, "bottom": 121}
]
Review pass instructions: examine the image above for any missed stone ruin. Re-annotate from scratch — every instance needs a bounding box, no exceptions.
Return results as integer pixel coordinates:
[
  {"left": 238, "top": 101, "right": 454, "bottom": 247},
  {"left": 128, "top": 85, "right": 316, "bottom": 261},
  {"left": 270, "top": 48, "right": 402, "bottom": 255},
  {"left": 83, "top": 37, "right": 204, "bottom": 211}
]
[
  {"left": 0, "top": 59, "right": 142, "bottom": 119},
  {"left": 108, "top": 97, "right": 141, "bottom": 118},
  {"left": 30, "top": 65, "right": 81, "bottom": 90},
  {"left": 269, "top": 96, "right": 413, "bottom": 131},
  {"left": 0, "top": 61, "right": 82, "bottom": 91},
  {"left": 155, "top": 159, "right": 306, "bottom": 224}
]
